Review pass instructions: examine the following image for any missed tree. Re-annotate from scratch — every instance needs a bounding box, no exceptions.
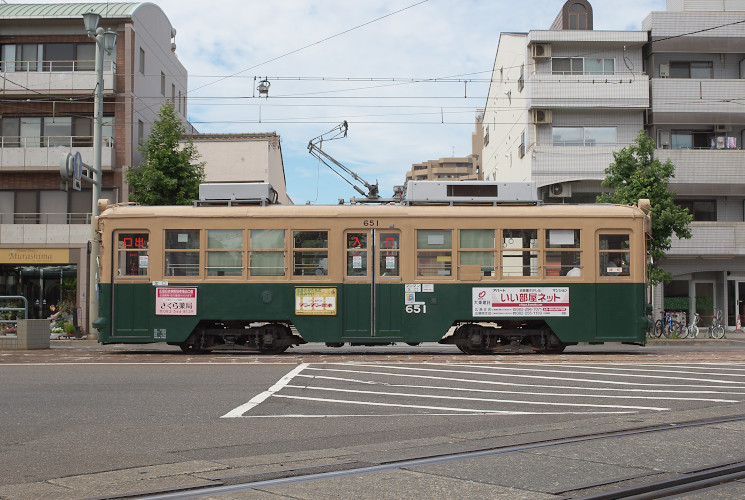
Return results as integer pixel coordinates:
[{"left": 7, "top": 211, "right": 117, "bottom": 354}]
[
  {"left": 126, "top": 100, "right": 205, "bottom": 205},
  {"left": 597, "top": 131, "right": 692, "bottom": 285}
]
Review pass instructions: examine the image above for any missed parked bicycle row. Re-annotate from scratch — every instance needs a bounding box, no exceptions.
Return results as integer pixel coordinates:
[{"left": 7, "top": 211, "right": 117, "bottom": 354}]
[{"left": 647, "top": 309, "right": 726, "bottom": 339}]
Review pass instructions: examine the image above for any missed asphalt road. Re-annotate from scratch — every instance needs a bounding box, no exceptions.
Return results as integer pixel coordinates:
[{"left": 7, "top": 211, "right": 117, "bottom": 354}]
[{"left": 0, "top": 342, "right": 744, "bottom": 499}]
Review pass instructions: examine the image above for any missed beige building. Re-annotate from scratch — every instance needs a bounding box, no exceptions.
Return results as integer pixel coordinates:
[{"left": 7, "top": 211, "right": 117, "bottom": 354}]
[
  {"left": 405, "top": 111, "right": 484, "bottom": 184},
  {"left": 183, "top": 133, "right": 292, "bottom": 205},
  {"left": 0, "top": 2, "right": 188, "bottom": 328}
]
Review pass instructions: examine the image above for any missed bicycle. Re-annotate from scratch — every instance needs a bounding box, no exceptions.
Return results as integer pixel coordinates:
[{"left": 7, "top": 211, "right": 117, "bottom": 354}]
[
  {"left": 707, "top": 309, "right": 725, "bottom": 339},
  {"left": 651, "top": 310, "right": 682, "bottom": 338},
  {"left": 681, "top": 312, "right": 700, "bottom": 339}
]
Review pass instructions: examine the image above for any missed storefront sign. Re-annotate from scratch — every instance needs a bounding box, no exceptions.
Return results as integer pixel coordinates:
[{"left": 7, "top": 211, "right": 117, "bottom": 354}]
[
  {"left": 155, "top": 287, "right": 197, "bottom": 316},
  {"left": 0, "top": 248, "right": 69, "bottom": 264},
  {"left": 295, "top": 287, "right": 337, "bottom": 315},
  {"left": 472, "top": 287, "right": 569, "bottom": 317}
]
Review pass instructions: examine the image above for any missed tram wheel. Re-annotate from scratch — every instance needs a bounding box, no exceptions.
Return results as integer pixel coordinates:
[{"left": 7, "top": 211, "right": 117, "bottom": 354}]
[
  {"left": 406, "top": 342, "right": 421, "bottom": 346},
  {"left": 258, "top": 344, "right": 289, "bottom": 354}
]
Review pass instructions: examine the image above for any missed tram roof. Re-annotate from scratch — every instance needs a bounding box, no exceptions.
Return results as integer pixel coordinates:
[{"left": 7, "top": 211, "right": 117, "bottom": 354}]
[{"left": 99, "top": 202, "right": 649, "bottom": 220}]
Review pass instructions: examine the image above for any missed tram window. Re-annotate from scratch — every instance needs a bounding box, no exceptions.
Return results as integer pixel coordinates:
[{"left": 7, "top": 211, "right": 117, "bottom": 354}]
[
  {"left": 250, "top": 229, "right": 285, "bottom": 277},
  {"left": 116, "top": 232, "right": 148, "bottom": 277},
  {"left": 546, "top": 229, "right": 581, "bottom": 277},
  {"left": 599, "top": 234, "right": 630, "bottom": 276},
  {"left": 207, "top": 229, "right": 242, "bottom": 277},
  {"left": 165, "top": 230, "right": 200, "bottom": 277},
  {"left": 293, "top": 230, "right": 328, "bottom": 276},
  {"left": 417, "top": 230, "right": 452, "bottom": 277},
  {"left": 502, "top": 229, "right": 539, "bottom": 277},
  {"left": 379, "top": 233, "right": 399, "bottom": 277},
  {"left": 460, "top": 229, "right": 496, "bottom": 277},
  {"left": 346, "top": 232, "right": 367, "bottom": 277}
]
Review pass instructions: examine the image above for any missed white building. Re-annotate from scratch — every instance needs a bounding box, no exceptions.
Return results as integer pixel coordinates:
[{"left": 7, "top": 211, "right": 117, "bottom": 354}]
[{"left": 483, "top": 0, "right": 745, "bottom": 328}]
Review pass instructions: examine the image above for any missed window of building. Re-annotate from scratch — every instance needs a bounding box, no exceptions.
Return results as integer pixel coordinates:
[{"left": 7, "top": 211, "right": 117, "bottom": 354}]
[
  {"left": 14, "top": 190, "right": 39, "bottom": 224},
  {"left": 546, "top": 229, "right": 581, "bottom": 277},
  {"left": 598, "top": 234, "right": 630, "bottom": 277},
  {"left": 172, "top": 83, "right": 176, "bottom": 103},
  {"left": 139, "top": 47, "right": 145, "bottom": 74},
  {"left": 460, "top": 229, "right": 495, "bottom": 277},
  {"left": 207, "top": 229, "right": 242, "bottom": 276},
  {"left": 165, "top": 230, "right": 200, "bottom": 277},
  {"left": 569, "top": 3, "right": 588, "bottom": 30},
  {"left": 518, "top": 131, "right": 525, "bottom": 158},
  {"left": 676, "top": 200, "right": 716, "bottom": 221},
  {"left": 117, "top": 233, "right": 149, "bottom": 277},
  {"left": 250, "top": 229, "right": 286, "bottom": 276},
  {"left": 417, "top": 230, "right": 452, "bottom": 277},
  {"left": 518, "top": 64, "right": 524, "bottom": 92},
  {"left": 502, "top": 229, "right": 539, "bottom": 277},
  {"left": 138, "top": 120, "right": 145, "bottom": 146},
  {"left": 161, "top": 71, "right": 166, "bottom": 96},
  {"left": 670, "top": 61, "right": 712, "bottom": 79},
  {"left": 553, "top": 126, "right": 616, "bottom": 146},
  {"left": 293, "top": 231, "right": 328, "bottom": 276},
  {"left": 552, "top": 57, "right": 614, "bottom": 75}
]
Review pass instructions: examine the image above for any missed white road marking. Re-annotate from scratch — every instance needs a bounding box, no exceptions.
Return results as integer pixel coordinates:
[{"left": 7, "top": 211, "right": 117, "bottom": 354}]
[
  {"left": 221, "top": 363, "right": 309, "bottom": 418},
  {"left": 283, "top": 384, "right": 670, "bottom": 411},
  {"left": 296, "top": 374, "right": 738, "bottom": 402},
  {"left": 344, "top": 364, "right": 745, "bottom": 388},
  {"left": 271, "top": 394, "right": 636, "bottom": 415},
  {"left": 445, "top": 364, "right": 745, "bottom": 385},
  {"left": 307, "top": 367, "right": 745, "bottom": 395},
  {"left": 532, "top": 364, "right": 745, "bottom": 377}
]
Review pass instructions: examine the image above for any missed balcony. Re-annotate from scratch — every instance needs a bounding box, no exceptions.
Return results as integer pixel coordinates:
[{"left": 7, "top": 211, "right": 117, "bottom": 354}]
[
  {"left": 668, "top": 222, "right": 745, "bottom": 258},
  {"left": 527, "top": 73, "right": 649, "bottom": 109},
  {"left": 0, "top": 221, "right": 91, "bottom": 245},
  {"left": 0, "top": 136, "right": 114, "bottom": 172},
  {"left": 0, "top": 60, "right": 116, "bottom": 96},
  {"left": 651, "top": 79, "right": 745, "bottom": 122},
  {"left": 655, "top": 148, "right": 745, "bottom": 195},
  {"left": 531, "top": 144, "right": 618, "bottom": 186}
]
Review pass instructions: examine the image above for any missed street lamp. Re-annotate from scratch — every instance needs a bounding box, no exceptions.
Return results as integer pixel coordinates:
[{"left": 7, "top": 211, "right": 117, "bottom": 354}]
[{"left": 83, "top": 11, "right": 117, "bottom": 338}]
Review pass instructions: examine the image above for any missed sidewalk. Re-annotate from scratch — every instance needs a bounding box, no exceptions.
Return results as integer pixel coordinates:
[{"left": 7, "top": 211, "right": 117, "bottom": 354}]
[{"left": 646, "top": 328, "right": 745, "bottom": 346}]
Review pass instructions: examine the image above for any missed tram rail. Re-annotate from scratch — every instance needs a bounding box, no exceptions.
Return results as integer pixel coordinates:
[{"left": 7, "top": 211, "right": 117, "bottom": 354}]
[{"left": 113, "top": 414, "right": 745, "bottom": 499}]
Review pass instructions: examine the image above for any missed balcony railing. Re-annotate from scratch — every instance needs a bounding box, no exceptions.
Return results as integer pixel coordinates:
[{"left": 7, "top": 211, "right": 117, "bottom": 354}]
[
  {"left": 1, "top": 60, "right": 116, "bottom": 95},
  {"left": 668, "top": 222, "right": 745, "bottom": 257},
  {"left": 0, "top": 136, "right": 114, "bottom": 148},
  {"left": 5, "top": 213, "right": 92, "bottom": 225},
  {"left": 0, "top": 59, "right": 115, "bottom": 72}
]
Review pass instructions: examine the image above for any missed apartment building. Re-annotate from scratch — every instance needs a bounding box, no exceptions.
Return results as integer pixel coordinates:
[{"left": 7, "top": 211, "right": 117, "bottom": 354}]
[
  {"left": 483, "top": 0, "right": 745, "bottom": 328},
  {"left": 405, "top": 110, "right": 484, "bottom": 185},
  {"left": 644, "top": 0, "right": 745, "bottom": 328},
  {"left": 0, "top": 3, "right": 188, "bottom": 327},
  {"left": 482, "top": 0, "right": 648, "bottom": 203}
]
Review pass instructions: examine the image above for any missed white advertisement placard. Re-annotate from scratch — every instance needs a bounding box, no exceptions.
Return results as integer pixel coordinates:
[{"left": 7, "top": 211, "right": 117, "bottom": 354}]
[
  {"left": 472, "top": 287, "right": 569, "bottom": 317},
  {"left": 155, "top": 287, "right": 197, "bottom": 316}
]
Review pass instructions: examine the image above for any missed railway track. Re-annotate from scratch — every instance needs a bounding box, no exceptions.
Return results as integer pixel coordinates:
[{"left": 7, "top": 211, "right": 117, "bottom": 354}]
[{"left": 110, "top": 414, "right": 745, "bottom": 499}]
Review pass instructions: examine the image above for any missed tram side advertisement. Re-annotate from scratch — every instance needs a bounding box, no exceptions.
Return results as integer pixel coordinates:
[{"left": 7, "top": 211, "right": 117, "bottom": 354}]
[
  {"left": 155, "top": 287, "right": 198, "bottom": 315},
  {"left": 473, "top": 287, "right": 569, "bottom": 317}
]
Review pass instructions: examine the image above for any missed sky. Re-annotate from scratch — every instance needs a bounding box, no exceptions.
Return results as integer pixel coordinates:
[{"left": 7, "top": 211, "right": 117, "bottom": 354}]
[{"left": 12, "top": 0, "right": 667, "bottom": 204}]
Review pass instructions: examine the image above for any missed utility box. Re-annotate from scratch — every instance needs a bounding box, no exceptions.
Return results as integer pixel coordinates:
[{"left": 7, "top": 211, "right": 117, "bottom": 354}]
[
  {"left": 196, "top": 183, "right": 278, "bottom": 206},
  {"left": 404, "top": 181, "right": 538, "bottom": 205}
]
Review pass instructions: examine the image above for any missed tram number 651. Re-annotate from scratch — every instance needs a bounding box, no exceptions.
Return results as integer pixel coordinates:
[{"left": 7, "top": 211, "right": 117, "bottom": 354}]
[{"left": 405, "top": 304, "right": 427, "bottom": 314}]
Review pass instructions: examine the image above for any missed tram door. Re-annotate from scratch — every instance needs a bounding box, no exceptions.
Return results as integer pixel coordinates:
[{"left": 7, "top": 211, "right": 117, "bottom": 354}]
[{"left": 342, "top": 229, "right": 402, "bottom": 339}]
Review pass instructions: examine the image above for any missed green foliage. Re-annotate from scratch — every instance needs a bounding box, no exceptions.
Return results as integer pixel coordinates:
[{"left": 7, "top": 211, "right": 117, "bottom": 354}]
[
  {"left": 597, "top": 131, "right": 692, "bottom": 285},
  {"left": 126, "top": 100, "right": 205, "bottom": 205}
]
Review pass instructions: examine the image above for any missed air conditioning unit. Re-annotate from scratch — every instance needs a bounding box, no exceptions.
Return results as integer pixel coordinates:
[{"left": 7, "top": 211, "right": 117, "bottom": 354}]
[
  {"left": 659, "top": 63, "right": 669, "bottom": 78},
  {"left": 714, "top": 124, "right": 728, "bottom": 132},
  {"left": 531, "top": 43, "right": 551, "bottom": 58},
  {"left": 533, "top": 109, "right": 552, "bottom": 124},
  {"left": 549, "top": 183, "right": 572, "bottom": 198}
]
